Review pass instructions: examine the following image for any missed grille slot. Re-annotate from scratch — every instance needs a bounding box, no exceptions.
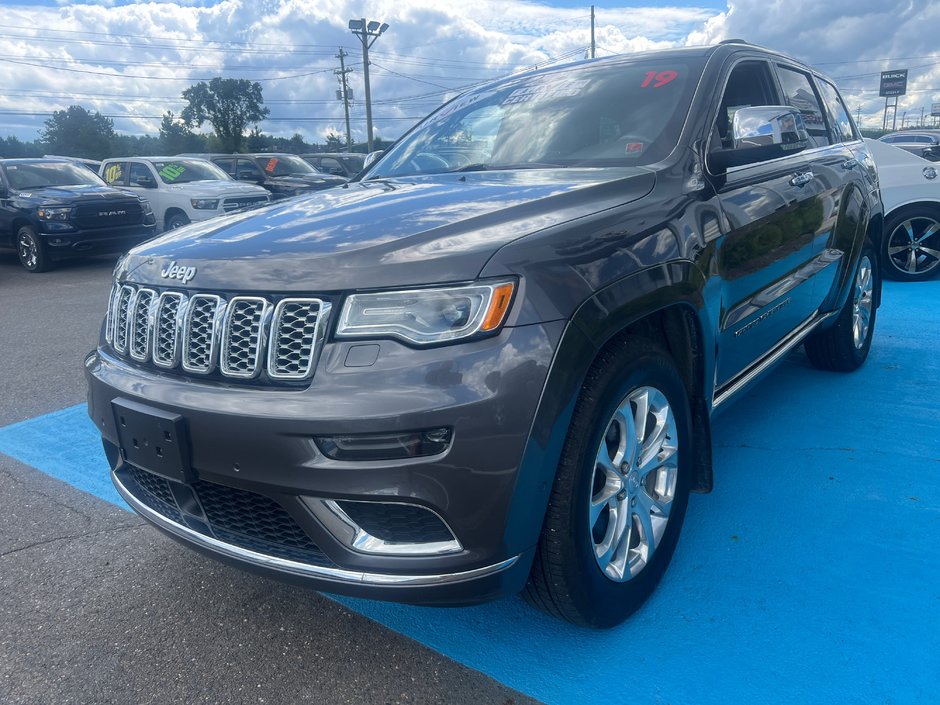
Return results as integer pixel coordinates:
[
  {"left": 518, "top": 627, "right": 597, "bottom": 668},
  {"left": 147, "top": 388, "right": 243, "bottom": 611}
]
[
  {"left": 222, "top": 196, "right": 268, "bottom": 212},
  {"left": 153, "top": 292, "right": 185, "bottom": 368},
  {"left": 129, "top": 289, "right": 156, "bottom": 361},
  {"left": 220, "top": 297, "right": 268, "bottom": 378},
  {"left": 181, "top": 294, "right": 222, "bottom": 374},
  {"left": 104, "top": 284, "right": 327, "bottom": 383},
  {"left": 267, "top": 299, "right": 324, "bottom": 380},
  {"left": 112, "top": 285, "right": 135, "bottom": 355},
  {"left": 72, "top": 201, "right": 143, "bottom": 229}
]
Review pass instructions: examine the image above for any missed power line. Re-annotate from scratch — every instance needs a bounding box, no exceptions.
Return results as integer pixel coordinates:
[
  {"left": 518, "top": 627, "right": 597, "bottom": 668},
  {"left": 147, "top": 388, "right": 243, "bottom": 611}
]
[{"left": 0, "top": 110, "right": 425, "bottom": 122}]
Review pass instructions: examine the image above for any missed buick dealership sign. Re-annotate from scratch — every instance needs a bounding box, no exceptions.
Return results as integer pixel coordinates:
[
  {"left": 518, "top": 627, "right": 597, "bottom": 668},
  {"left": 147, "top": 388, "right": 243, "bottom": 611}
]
[{"left": 879, "top": 70, "right": 908, "bottom": 97}]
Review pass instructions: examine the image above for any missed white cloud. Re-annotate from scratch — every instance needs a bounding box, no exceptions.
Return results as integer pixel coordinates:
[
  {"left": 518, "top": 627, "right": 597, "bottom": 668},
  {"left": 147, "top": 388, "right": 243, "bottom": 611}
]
[{"left": 0, "top": 0, "right": 937, "bottom": 144}]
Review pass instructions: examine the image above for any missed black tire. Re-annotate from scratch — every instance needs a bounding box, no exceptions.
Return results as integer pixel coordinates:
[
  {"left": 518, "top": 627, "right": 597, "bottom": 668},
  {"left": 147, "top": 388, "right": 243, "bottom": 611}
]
[
  {"left": 881, "top": 207, "right": 940, "bottom": 281},
  {"left": 804, "top": 243, "right": 878, "bottom": 371},
  {"left": 165, "top": 212, "right": 190, "bottom": 231},
  {"left": 524, "top": 335, "right": 692, "bottom": 628},
  {"left": 15, "top": 224, "right": 52, "bottom": 273}
]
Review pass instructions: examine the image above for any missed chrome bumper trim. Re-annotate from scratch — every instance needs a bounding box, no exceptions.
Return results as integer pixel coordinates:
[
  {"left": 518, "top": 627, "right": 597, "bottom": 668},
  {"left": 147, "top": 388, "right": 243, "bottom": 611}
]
[{"left": 113, "top": 470, "right": 519, "bottom": 587}]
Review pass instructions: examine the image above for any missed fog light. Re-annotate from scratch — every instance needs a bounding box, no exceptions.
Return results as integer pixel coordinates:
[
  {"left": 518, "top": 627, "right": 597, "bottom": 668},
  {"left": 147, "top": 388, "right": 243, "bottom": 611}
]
[{"left": 315, "top": 428, "right": 452, "bottom": 460}]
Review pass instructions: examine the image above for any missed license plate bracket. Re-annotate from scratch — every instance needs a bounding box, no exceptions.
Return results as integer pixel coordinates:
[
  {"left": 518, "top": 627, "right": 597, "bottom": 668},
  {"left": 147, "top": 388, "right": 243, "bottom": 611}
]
[{"left": 111, "top": 398, "right": 193, "bottom": 483}]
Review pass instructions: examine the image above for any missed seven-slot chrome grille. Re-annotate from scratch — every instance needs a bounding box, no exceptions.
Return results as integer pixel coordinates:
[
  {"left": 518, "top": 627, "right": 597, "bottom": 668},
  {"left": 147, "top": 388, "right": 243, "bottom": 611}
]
[{"left": 105, "top": 283, "right": 329, "bottom": 383}]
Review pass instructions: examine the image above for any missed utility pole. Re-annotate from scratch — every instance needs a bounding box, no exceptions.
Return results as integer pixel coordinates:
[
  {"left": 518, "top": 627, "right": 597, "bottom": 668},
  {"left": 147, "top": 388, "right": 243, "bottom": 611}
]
[
  {"left": 348, "top": 18, "right": 389, "bottom": 153},
  {"left": 590, "top": 5, "right": 596, "bottom": 59},
  {"left": 856, "top": 105, "right": 861, "bottom": 128},
  {"left": 334, "top": 48, "right": 354, "bottom": 151},
  {"left": 920, "top": 106, "right": 925, "bottom": 127}
]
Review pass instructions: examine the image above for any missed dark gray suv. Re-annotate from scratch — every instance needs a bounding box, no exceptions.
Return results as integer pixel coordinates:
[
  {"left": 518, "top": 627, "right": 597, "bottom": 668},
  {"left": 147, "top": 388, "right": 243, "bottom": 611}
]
[{"left": 86, "top": 41, "right": 882, "bottom": 627}]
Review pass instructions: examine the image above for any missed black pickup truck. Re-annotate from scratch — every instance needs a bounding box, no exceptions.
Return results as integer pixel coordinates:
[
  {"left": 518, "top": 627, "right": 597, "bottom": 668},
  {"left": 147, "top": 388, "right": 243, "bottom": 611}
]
[
  {"left": 0, "top": 158, "right": 156, "bottom": 272},
  {"left": 87, "top": 41, "right": 882, "bottom": 627}
]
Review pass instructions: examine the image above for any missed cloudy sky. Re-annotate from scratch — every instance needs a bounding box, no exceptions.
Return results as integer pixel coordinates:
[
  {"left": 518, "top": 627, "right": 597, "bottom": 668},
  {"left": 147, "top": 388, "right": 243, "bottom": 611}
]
[{"left": 0, "top": 0, "right": 936, "bottom": 144}]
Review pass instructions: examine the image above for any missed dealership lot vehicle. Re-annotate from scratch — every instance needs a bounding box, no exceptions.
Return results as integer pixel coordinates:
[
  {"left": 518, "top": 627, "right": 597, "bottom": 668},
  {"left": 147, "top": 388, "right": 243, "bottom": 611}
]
[
  {"left": 86, "top": 41, "right": 882, "bottom": 628},
  {"left": 878, "top": 130, "right": 940, "bottom": 161},
  {"left": 0, "top": 158, "right": 156, "bottom": 272},
  {"left": 99, "top": 157, "right": 270, "bottom": 232},
  {"left": 865, "top": 137, "right": 940, "bottom": 281},
  {"left": 301, "top": 152, "right": 366, "bottom": 178},
  {"left": 183, "top": 152, "right": 347, "bottom": 200}
]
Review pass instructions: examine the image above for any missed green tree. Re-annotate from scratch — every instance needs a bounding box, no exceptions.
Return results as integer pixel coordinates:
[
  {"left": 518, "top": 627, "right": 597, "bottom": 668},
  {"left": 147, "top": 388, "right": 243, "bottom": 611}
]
[
  {"left": 324, "top": 132, "right": 345, "bottom": 151},
  {"left": 40, "top": 105, "right": 115, "bottom": 159},
  {"left": 181, "top": 78, "right": 269, "bottom": 153},
  {"left": 159, "top": 111, "right": 204, "bottom": 154}
]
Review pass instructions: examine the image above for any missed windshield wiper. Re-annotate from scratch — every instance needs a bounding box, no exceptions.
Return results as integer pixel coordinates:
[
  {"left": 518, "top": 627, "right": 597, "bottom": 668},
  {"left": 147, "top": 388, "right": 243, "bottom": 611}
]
[{"left": 448, "top": 162, "right": 567, "bottom": 173}]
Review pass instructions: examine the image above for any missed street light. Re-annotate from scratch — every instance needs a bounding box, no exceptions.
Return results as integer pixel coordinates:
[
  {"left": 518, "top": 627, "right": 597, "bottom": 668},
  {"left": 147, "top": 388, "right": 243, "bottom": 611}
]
[{"left": 348, "top": 17, "right": 389, "bottom": 152}]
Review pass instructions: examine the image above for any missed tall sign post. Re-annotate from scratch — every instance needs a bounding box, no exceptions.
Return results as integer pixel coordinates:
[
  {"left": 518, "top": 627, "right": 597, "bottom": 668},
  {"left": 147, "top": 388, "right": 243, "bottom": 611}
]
[{"left": 879, "top": 69, "right": 908, "bottom": 131}]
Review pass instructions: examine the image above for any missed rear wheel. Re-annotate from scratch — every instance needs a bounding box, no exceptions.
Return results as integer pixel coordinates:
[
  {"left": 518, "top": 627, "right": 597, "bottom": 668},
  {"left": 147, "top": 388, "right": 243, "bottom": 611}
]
[
  {"left": 16, "top": 224, "right": 52, "bottom": 273},
  {"left": 804, "top": 244, "right": 878, "bottom": 371},
  {"left": 524, "top": 336, "right": 692, "bottom": 628},
  {"left": 881, "top": 208, "right": 940, "bottom": 281}
]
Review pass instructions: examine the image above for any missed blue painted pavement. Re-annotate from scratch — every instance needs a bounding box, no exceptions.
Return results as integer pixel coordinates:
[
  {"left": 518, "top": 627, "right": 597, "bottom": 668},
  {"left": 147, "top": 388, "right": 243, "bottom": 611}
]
[{"left": 1, "top": 280, "right": 938, "bottom": 705}]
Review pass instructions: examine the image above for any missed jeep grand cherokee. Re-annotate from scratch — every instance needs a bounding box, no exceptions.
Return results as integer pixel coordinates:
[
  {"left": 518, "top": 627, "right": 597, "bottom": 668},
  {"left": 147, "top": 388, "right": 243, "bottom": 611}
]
[{"left": 86, "top": 41, "right": 882, "bottom": 627}]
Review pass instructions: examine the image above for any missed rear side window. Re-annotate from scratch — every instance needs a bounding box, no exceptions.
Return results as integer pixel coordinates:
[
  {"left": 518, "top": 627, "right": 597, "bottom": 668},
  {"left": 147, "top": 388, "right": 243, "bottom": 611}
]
[
  {"left": 103, "top": 162, "right": 127, "bottom": 186},
  {"left": 213, "top": 158, "right": 235, "bottom": 176},
  {"left": 236, "top": 159, "right": 264, "bottom": 180},
  {"left": 817, "top": 80, "right": 858, "bottom": 143},
  {"left": 776, "top": 65, "right": 830, "bottom": 148}
]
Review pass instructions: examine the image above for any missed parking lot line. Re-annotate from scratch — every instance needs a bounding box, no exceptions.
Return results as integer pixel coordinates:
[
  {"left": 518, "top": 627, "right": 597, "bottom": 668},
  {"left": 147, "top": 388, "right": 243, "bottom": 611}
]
[{"left": 1, "top": 280, "right": 938, "bottom": 705}]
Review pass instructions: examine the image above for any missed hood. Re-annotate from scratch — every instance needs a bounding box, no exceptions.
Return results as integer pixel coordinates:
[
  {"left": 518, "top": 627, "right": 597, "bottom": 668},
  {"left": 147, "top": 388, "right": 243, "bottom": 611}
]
[
  {"left": 14, "top": 184, "right": 141, "bottom": 205},
  {"left": 164, "top": 180, "right": 270, "bottom": 198},
  {"left": 120, "top": 168, "right": 655, "bottom": 292},
  {"left": 294, "top": 173, "right": 348, "bottom": 186}
]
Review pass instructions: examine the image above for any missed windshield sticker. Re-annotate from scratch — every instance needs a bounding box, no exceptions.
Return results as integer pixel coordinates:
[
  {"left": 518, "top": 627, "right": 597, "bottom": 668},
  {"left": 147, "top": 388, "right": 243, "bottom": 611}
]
[
  {"left": 625, "top": 142, "right": 645, "bottom": 155},
  {"left": 431, "top": 89, "right": 499, "bottom": 122},
  {"left": 159, "top": 164, "right": 185, "bottom": 181},
  {"left": 104, "top": 164, "right": 122, "bottom": 184},
  {"left": 264, "top": 158, "right": 278, "bottom": 173},
  {"left": 640, "top": 70, "right": 678, "bottom": 88},
  {"left": 500, "top": 79, "right": 588, "bottom": 106}
]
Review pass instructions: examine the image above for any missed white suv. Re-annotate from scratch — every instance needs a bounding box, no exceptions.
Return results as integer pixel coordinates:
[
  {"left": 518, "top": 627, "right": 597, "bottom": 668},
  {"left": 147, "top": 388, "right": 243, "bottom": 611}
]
[{"left": 99, "top": 157, "right": 270, "bottom": 232}]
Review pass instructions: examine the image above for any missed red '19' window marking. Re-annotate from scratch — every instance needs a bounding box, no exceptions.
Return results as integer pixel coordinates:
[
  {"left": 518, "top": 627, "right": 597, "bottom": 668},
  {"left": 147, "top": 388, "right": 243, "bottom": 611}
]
[{"left": 640, "top": 70, "right": 678, "bottom": 88}]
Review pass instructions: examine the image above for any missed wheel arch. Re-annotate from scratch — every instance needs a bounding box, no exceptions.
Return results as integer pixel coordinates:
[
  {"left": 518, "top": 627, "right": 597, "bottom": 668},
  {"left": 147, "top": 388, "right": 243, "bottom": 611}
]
[
  {"left": 503, "top": 261, "right": 715, "bottom": 557},
  {"left": 163, "top": 207, "right": 189, "bottom": 229},
  {"left": 10, "top": 216, "right": 36, "bottom": 246}
]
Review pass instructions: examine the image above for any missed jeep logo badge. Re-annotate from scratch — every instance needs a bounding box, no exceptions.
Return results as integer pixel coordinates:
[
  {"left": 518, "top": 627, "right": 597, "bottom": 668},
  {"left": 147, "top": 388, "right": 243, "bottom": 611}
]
[{"left": 160, "top": 261, "right": 197, "bottom": 284}]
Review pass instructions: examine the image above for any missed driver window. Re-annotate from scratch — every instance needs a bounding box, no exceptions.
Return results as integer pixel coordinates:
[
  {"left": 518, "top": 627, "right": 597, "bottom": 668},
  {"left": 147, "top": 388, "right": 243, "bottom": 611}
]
[
  {"left": 128, "top": 162, "right": 153, "bottom": 187},
  {"left": 712, "top": 61, "right": 778, "bottom": 151}
]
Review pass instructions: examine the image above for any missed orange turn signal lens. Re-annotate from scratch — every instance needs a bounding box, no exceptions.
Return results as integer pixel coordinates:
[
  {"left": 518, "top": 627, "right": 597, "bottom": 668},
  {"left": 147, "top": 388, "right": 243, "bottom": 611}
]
[{"left": 480, "top": 282, "right": 515, "bottom": 332}]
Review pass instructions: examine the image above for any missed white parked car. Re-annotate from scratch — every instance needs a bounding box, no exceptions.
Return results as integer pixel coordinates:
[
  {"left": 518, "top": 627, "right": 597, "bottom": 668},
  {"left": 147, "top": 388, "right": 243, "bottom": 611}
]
[
  {"left": 866, "top": 138, "right": 940, "bottom": 281},
  {"left": 99, "top": 157, "right": 270, "bottom": 232}
]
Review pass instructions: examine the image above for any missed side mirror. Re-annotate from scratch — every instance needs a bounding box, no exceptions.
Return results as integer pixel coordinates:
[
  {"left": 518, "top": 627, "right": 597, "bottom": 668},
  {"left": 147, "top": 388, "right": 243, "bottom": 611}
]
[
  {"left": 135, "top": 176, "right": 156, "bottom": 188},
  {"left": 363, "top": 150, "right": 384, "bottom": 169},
  {"left": 237, "top": 171, "right": 261, "bottom": 182},
  {"left": 710, "top": 106, "right": 810, "bottom": 172}
]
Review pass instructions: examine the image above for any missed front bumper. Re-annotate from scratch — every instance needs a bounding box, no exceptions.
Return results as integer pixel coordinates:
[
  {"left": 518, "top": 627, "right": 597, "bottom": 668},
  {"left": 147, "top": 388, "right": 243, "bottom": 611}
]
[
  {"left": 86, "top": 322, "right": 563, "bottom": 604},
  {"left": 40, "top": 223, "right": 156, "bottom": 257}
]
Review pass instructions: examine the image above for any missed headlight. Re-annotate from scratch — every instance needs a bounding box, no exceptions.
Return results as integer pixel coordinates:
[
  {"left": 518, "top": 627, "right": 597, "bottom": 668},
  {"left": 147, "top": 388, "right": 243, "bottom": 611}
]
[
  {"left": 37, "top": 206, "right": 70, "bottom": 221},
  {"left": 190, "top": 198, "right": 220, "bottom": 210},
  {"left": 336, "top": 280, "right": 515, "bottom": 345},
  {"left": 140, "top": 199, "right": 154, "bottom": 215}
]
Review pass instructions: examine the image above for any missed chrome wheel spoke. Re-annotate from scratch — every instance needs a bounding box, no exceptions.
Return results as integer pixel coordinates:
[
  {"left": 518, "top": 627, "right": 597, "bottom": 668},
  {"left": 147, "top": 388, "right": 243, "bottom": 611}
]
[
  {"left": 907, "top": 248, "right": 918, "bottom": 273},
  {"left": 590, "top": 384, "right": 680, "bottom": 583},
  {"left": 918, "top": 246, "right": 940, "bottom": 261},
  {"left": 888, "top": 245, "right": 908, "bottom": 256},
  {"left": 916, "top": 223, "right": 939, "bottom": 243},
  {"left": 903, "top": 220, "right": 916, "bottom": 242}
]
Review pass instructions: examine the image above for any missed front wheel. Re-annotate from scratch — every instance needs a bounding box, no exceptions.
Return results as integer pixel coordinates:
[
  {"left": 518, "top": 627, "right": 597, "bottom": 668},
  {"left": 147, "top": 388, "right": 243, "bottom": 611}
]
[
  {"left": 804, "top": 244, "right": 878, "bottom": 371},
  {"left": 16, "top": 224, "right": 52, "bottom": 272},
  {"left": 524, "top": 336, "right": 692, "bottom": 628},
  {"left": 165, "top": 212, "right": 191, "bottom": 231}
]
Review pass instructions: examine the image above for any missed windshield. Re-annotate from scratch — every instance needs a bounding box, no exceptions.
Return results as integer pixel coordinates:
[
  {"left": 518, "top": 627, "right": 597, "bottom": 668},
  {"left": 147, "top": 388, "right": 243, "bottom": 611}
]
[
  {"left": 151, "top": 159, "right": 231, "bottom": 184},
  {"left": 255, "top": 155, "right": 317, "bottom": 177},
  {"left": 368, "top": 58, "right": 703, "bottom": 179},
  {"left": 3, "top": 161, "right": 106, "bottom": 190}
]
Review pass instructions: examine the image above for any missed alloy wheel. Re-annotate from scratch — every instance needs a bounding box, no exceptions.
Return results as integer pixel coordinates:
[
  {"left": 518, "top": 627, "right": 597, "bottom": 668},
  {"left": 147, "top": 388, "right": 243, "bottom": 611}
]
[
  {"left": 852, "top": 255, "right": 874, "bottom": 349},
  {"left": 887, "top": 216, "right": 940, "bottom": 277},
  {"left": 17, "top": 231, "right": 38, "bottom": 270},
  {"left": 589, "top": 386, "right": 678, "bottom": 582}
]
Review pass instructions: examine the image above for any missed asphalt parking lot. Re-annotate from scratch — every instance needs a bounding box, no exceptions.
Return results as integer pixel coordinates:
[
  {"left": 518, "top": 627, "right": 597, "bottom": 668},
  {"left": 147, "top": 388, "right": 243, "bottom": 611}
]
[{"left": 1, "top": 251, "right": 938, "bottom": 705}]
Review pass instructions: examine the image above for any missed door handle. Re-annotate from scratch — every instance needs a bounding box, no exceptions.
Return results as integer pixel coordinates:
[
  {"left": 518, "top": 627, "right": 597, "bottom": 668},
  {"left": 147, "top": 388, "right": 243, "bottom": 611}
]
[
  {"left": 841, "top": 159, "right": 859, "bottom": 170},
  {"left": 789, "top": 171, "right": 815, "bottom": 187}
]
